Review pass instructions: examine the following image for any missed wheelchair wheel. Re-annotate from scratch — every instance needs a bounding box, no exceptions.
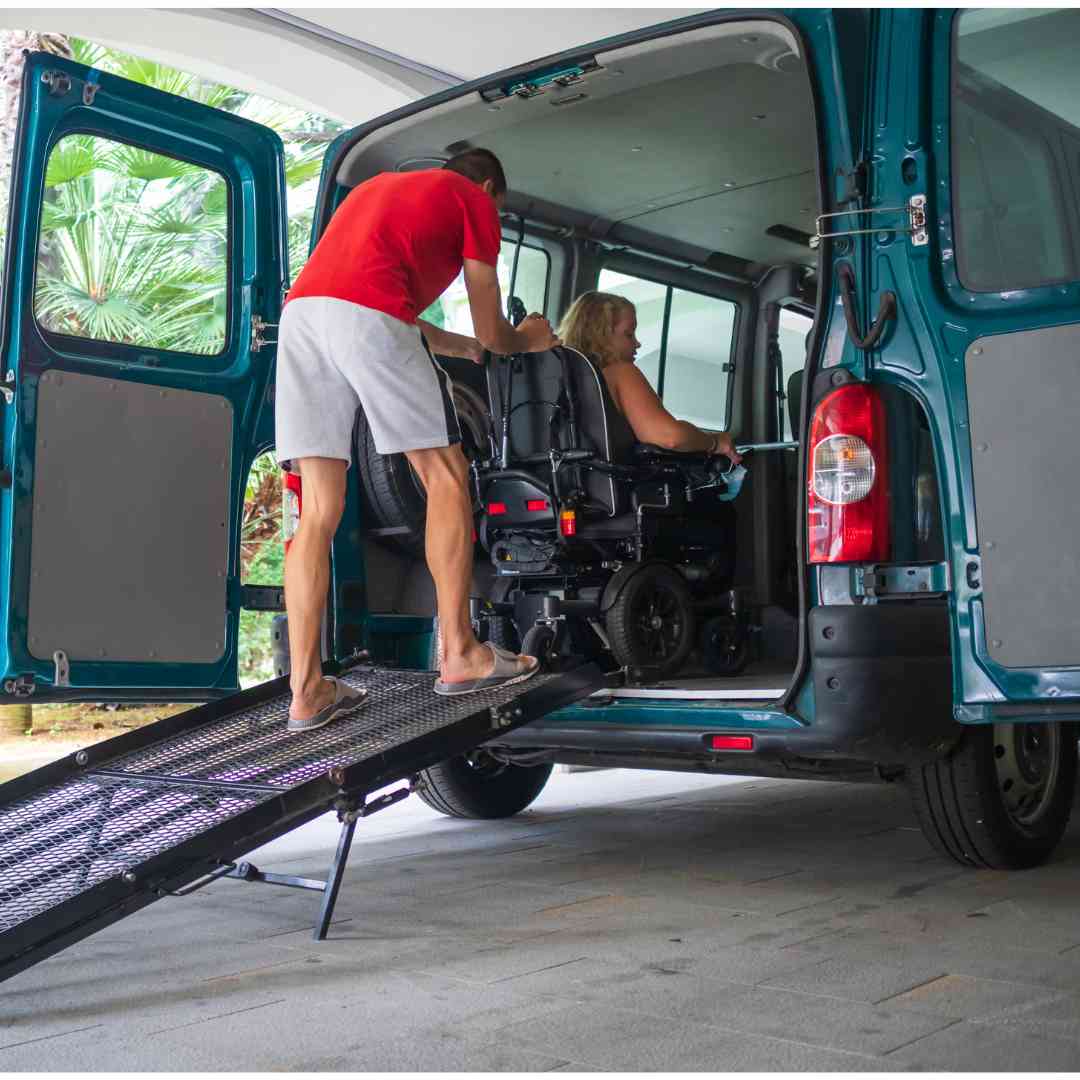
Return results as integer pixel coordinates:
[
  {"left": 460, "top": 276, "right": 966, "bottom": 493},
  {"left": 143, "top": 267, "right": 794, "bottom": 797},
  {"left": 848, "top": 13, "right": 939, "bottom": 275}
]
[
  {"left": 481, "top": 615, "right": 521, "bottom": 653},
  {"left": 605, "top": 563, "right": 695, "bottom": 678},
  {"left": 700, "top": 615, "right": 750, "bottom": 676}
]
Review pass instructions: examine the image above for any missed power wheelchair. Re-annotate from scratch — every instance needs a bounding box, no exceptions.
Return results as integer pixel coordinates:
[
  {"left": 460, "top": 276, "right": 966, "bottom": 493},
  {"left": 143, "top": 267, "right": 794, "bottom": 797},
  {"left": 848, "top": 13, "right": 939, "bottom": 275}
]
[{"left": 471, "top": 345, "right": 752, "bottom": 681}]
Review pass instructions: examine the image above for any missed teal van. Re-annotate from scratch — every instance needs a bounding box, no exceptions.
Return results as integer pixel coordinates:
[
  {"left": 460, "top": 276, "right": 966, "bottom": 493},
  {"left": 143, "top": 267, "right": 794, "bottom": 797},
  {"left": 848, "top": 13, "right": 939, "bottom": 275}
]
[{"left": 4, "top": 8, "right": 1080, "bottom": 873}]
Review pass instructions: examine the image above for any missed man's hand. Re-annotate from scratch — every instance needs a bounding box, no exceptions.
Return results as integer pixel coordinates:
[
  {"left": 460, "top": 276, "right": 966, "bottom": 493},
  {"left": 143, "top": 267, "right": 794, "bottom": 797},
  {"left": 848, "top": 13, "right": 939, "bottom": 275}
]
[
  {"left": 465, "top": 338, "right": 485, "bottom": 364},
  {"left": 711, "top": 431, "right": 743, "bottom": 466},
  {"left": 518, "top": 313, "right": 560, "bottom": 353}
]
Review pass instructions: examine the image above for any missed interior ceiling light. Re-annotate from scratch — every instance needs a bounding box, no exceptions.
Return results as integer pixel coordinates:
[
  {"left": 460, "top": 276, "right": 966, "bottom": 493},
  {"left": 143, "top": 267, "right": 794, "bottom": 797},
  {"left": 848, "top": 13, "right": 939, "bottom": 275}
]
[
  {"left": 631, "top": 145, "right": 643, "bottom": 152},
  {"left": 741, "top": 35, "right": 759, "bottom": 43},
  {"left": 723, "top": 181, "right": 736, "bottom": 188},
  {"left": 752, "top": 113, "right": 767, "bottom": 120}
]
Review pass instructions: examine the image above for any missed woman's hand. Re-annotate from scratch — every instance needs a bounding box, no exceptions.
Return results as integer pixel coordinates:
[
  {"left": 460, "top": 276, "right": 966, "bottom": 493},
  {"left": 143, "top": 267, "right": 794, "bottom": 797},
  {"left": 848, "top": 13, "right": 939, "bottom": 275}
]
[{"left": 710, "top": 432, "right": 743, "bottom": 466}]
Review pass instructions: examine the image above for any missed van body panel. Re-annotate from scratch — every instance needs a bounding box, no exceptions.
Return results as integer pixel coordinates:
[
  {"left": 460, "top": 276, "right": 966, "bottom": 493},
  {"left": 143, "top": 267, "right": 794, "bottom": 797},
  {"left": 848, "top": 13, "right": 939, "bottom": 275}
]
[
  {"left": 862, "top": 11, "right": 1080, "bottom": 714},
  {"left": 0, "top": 53, "right": 287, "bottom": 698}
]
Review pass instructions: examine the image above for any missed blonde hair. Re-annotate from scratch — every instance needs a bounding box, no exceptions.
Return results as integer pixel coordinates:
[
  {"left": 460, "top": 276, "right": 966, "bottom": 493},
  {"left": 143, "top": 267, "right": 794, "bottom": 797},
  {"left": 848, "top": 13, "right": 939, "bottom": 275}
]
[{"left": 557, "top": 291, "right": 635, "bottom": 370}]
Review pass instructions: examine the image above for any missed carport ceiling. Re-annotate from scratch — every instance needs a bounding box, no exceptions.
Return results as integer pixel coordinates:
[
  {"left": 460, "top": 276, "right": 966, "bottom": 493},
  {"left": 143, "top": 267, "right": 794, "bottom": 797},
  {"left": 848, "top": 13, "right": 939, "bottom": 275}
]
[{"left": 0, "top": 8, "right": 706, "bottom": 122}]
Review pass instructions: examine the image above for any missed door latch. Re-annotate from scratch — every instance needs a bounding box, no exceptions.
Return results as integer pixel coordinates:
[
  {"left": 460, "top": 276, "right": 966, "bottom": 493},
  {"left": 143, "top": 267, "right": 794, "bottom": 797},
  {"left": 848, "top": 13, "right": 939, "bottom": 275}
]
[
  {"left": 811, "top": 194, "right": 928, "bottom": 248},
  {"left": 251, "top": 315, "right": 278, "bottom": 353}
]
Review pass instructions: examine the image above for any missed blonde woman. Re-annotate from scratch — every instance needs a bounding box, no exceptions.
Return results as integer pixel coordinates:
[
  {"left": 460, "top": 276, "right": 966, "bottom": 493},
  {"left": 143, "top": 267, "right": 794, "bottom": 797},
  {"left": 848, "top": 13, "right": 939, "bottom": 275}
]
[{"left": 557, "top": 291, "right": 742, "bottom": 465}]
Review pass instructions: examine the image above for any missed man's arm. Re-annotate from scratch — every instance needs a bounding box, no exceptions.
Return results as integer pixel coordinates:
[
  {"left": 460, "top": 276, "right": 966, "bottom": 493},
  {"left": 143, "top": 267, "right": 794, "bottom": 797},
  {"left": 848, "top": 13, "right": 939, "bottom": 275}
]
[
  {"left": 416, "top": 319, "right": 484, "bottom": 363},
  {"left": 463, "top": 259, "right": 559, "bottom": 354}
]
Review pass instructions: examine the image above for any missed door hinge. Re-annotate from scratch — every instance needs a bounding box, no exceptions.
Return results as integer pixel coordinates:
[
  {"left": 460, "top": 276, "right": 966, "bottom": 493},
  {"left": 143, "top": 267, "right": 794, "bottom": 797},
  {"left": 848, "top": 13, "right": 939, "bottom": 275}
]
[
  {"left": 1, "top": 370, "right": 15, "bottom": 405},
  {"left": 40, "top": 70, "right": 71, "bottom": 97},
  {"left": 251, "top": 315, "right": 278, "bottom": 353},
  {"left": 811, "top": 194, "right": 928, "bottom": 249}
]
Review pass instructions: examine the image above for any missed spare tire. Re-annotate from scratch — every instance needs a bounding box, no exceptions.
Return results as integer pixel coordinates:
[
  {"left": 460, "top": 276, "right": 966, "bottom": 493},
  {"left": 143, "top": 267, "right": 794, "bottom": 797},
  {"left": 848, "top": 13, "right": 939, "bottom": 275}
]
[{"left": 353, "top": 377, "right": 490, "bottom": 557}]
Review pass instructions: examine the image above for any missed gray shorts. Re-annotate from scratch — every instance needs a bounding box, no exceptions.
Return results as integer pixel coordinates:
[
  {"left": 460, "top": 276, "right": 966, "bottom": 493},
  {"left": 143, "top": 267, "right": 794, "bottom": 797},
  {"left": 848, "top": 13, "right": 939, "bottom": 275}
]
[{"left": 275, "top": 296, "right": 460, "bottom": 470}]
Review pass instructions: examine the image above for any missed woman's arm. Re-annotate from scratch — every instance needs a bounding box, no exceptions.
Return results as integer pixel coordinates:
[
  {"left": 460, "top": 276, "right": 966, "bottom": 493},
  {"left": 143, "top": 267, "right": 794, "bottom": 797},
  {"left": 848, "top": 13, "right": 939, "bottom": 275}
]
[
  {"left": 607, "top": 364, "right": 742, "bottom": 463},
  {"left": 416, "top": 319, "right": 484, "bottom": 363}
]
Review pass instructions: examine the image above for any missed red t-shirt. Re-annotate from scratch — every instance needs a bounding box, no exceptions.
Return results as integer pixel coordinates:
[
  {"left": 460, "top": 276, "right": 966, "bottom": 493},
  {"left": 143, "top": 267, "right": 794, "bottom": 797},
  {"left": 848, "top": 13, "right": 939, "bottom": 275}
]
[{"left": 287, "top": 169, "right": 501, "bottom": 324}]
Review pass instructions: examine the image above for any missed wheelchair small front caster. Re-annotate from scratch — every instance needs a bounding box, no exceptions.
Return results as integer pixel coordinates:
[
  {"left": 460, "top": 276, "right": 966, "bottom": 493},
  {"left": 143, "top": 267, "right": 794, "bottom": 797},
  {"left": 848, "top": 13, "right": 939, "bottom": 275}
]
[
  {"left": 522, "top": 623, "right": 558, "bottom": 670},
  {"left": 700, "top": 615, "right": 750, "bottom": 676}
]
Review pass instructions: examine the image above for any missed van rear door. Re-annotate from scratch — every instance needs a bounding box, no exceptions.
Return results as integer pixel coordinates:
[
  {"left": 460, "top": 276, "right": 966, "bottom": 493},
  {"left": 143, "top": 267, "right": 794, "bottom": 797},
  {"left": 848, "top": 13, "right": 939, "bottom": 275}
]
[
  {"left": 0, "top": 53, "right": 287, "bottom": 701},
  {"left": 880, "top": 10, "right": 1080, "bottom": 715}
]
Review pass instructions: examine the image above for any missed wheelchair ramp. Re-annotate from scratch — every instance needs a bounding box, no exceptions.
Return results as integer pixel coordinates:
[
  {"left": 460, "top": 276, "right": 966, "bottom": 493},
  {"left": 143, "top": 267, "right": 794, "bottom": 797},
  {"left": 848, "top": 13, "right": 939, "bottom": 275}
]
[{"left": 0, "top": 659, "right": 605, "bottom": 983}]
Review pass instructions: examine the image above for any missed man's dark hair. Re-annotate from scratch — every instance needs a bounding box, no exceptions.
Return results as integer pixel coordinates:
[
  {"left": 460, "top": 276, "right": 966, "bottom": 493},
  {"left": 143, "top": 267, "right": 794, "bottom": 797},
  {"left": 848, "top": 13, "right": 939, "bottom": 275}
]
[{"left": 443, "top": 148, "right": 507, "bottom": 196}]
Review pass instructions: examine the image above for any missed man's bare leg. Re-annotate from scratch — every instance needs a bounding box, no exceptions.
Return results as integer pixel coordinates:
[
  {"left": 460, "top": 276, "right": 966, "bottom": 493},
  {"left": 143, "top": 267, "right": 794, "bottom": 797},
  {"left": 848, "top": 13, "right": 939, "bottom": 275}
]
[
  {"left": 406, "top": 445, "right": 525, "bottom": 683},
  {"left": 284, "top": 457, "right": 347, "bottom": 719}
]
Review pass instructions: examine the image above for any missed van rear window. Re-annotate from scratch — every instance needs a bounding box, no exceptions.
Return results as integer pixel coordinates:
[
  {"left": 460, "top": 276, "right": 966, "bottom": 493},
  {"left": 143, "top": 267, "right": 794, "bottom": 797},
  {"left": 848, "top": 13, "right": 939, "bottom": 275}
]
[
  {"left": 34, "top": 133, "right": 228, "bottom": 356},
  {"left": 953, "top": 10, "right": 1080, "bottom": 292}
]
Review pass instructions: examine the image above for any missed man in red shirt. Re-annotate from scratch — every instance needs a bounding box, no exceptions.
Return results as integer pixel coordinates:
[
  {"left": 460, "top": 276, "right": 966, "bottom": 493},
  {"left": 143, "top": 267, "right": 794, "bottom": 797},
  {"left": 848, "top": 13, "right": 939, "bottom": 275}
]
[{"left": 277, "top": 149, "right": 558, "bottom": 732}]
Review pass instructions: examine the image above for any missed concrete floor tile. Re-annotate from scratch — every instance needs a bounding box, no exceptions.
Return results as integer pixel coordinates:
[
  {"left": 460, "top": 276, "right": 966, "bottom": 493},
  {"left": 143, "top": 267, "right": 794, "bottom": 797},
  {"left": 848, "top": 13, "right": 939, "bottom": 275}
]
[
  {"left": 881, "top": 972, "right": 1068, "bottom": 1020},
  {"left": 759, "top": 956, "right": 950, "bottom": 1004},
  {"left": 494, "top": 1002, "right": 901, "bottom": 1072},
  {"left": 888, "top": 1017, "right": 1080, "bottom": 1071}
]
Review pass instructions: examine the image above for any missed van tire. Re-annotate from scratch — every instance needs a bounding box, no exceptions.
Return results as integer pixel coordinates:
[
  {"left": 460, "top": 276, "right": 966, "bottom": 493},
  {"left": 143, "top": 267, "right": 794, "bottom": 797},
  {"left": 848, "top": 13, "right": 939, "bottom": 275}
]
[
  {"left": 353, "top": 378, "right": 491, "bottom": 557},
  {"left": 909, "top": 721, "right": 1078, "bottom": 869},
  {"left": 416, "top": 754, "right": 553, "bottom": 819}
]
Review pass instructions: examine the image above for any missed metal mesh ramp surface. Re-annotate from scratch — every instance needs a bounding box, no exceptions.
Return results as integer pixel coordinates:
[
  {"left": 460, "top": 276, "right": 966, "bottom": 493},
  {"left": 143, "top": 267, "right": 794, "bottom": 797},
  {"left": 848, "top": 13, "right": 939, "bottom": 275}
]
[{"left": 0, "top": 660, "right": 604, "bottom": 982}]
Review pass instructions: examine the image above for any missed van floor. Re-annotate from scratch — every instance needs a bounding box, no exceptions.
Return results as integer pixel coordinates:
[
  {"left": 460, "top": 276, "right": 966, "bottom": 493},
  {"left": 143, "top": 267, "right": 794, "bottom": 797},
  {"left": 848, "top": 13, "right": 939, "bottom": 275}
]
[{"left": 612, "top": 661, "right": 792, "bottom": 700}]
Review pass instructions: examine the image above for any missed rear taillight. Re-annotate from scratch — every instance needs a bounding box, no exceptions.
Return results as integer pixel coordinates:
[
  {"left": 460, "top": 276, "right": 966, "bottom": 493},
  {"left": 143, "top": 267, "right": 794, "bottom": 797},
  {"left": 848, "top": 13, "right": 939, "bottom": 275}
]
[
  {"left": 807, "top": 383, "right": 889, "bottom": 563},
  {"left": 282, "top": 470, "right": 302, "bottom": 552},
  {"left": 559, "top": 508, "right": 577, "bottom": 537},
  {"left": 526, "top": 499, "right": 549, "bottom": 512},
  {"left": 488, "top": 502, "right": 507, "bottom": 516}
]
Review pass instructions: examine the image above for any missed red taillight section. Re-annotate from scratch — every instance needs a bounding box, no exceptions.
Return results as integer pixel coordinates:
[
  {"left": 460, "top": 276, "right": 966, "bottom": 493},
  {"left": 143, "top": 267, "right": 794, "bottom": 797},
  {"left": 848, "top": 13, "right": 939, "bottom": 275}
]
[
  {"left": 708, "top": 734, "right": 754, "bottom": 751},
  {"left": 559, "top": 508, "right": 577, "bottom": 537},
  {"left": 807, "top": 383, "right": 889, "bottom": 563},
  {"left": 526, "top": 499, "right": 550, "bottom": 512},
  {"left": 488, "top": 502, "right": 507, "bottom": 515},
  {"left": 282, "top": 470, "right": 302, "bottom": 553}
]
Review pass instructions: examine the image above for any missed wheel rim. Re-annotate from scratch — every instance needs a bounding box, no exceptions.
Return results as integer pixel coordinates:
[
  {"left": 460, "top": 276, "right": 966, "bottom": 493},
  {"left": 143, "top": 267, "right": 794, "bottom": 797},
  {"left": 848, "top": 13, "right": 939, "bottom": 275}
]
[
  {"left": 463, "top": 749, "right": 507, "bottom": 779},
  {"left": 631, "top": 584, "right": 684, "bottom": 662},
  {"left": 993, "top": 721, "right": 1062, "bottom": 828}
]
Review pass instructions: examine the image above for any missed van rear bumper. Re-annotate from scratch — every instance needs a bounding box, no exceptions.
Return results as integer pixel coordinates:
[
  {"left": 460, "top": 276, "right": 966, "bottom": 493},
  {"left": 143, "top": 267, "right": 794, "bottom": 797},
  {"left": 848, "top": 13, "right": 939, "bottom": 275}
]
[
  {"left": 491, "top": 604, "right": 960, "bottom": 768},
  {"left": 805, "top": 602, "right": 959, "bottom": 763}
]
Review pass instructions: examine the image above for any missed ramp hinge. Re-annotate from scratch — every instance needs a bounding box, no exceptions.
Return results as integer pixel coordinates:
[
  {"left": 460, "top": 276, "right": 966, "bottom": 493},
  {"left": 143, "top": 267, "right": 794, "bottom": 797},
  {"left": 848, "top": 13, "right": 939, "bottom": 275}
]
[
  {"left": 811, "top": 194, "right": 928, "bottom": 248},
  {"left": 53, "top": 650, "right": 70, "bottom": 687},
  {"left": 491, "top": 703, "right": 525, "bottom": 728},
  {"left": 251, "top": 315, "right": 278, "bottom": 353}
]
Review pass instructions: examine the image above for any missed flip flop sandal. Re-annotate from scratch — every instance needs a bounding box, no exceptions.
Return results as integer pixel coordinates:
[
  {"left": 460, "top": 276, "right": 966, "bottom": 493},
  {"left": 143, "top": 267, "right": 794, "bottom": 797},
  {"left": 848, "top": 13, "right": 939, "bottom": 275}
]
[
  {"left": 433, "top": 643, "right": 540, "bottom": 697},
  {"left": 287, "top": 676, "right": 368, "bottom": 733}
]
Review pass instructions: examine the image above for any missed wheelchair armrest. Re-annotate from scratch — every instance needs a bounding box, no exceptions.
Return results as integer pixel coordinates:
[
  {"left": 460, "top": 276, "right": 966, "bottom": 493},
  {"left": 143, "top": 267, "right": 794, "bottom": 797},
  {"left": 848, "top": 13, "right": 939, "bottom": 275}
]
[{"left": 633, "top": 444, "right": 713, "bottom": 467}]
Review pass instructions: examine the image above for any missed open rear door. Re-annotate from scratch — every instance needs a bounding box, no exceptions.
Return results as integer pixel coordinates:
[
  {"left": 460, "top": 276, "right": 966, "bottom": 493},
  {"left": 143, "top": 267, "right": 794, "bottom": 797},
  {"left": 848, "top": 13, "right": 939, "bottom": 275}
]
[
  {"left": 0, "top": 52, "right": 287, "bottom": 702},
  {"left": 879, "top": 10, "right": 1080, "bottom": 717}
]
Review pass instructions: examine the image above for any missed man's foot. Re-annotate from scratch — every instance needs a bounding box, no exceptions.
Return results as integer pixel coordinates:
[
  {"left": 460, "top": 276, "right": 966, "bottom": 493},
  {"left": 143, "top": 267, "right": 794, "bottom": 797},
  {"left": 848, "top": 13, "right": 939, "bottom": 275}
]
[
  {"left": 434, "top": 643, "right": 539, "bottom": 697},
  {"left": 288, "top": 676, "right": 368, "bottom": 733}
]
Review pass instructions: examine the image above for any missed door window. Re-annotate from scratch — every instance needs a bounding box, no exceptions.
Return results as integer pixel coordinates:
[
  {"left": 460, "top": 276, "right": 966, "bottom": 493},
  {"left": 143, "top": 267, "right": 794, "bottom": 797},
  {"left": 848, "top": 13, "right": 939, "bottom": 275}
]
[
  {"left": 599, "top": 269, "right": 737, "bottom": 430},
  {"left": 35, "top": 133, "right": 228, "bottom": 355},
  {"left": 778, "top": 307, "right": 813, "bottom": 440},
  {"left": 953, "top": 10, "right": 1080, "bottom": 291}
]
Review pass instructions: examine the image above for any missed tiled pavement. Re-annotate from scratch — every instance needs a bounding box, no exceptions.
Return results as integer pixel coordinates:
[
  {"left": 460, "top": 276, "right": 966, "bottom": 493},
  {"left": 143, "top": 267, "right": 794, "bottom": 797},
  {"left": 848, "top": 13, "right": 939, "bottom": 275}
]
[{"left": 3, "top": 767, "right": 1080, "bottom": 1071}]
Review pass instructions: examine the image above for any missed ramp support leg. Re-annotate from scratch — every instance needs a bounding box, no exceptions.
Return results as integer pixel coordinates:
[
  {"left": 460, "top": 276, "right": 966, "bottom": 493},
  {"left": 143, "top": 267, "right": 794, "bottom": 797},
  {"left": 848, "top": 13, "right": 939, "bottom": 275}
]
[{"left": 314, "top": 815, "right": 357, "bottom": 941}]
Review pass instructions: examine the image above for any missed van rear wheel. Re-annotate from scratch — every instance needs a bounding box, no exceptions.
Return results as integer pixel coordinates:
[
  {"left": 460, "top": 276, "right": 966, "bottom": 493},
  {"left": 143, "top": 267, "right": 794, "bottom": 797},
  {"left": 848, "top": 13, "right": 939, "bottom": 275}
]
[
  {"left": 416, "top": 752, "right": 553, "bottom": 819},
  {"left": 909, "top": 721, "right": 1078, "bottom": 869}
]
